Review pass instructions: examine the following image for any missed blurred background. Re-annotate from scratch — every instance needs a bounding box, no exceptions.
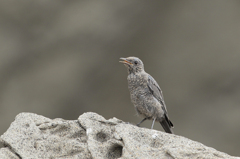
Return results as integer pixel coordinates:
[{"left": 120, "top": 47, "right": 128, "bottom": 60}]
[{"left": 0, "top": 0, "right": 240, "bottom": 156}]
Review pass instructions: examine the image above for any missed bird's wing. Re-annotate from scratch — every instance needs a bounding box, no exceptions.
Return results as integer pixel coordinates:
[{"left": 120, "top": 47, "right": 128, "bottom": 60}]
[
  {"left": 147, "top": 75, "right": 168, "bottom": 114},
  {"left": 147, "top": 74, "right": 174, "bottom": 128}
]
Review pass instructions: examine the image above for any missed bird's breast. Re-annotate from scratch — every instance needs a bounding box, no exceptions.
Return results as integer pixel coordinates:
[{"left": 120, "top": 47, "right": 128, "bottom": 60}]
[
  {"left": 127, "top": 74, "right": 146, "bottom": 89},
  {"left": 127, "top": 74, "right": 149, "bottom": 99}
]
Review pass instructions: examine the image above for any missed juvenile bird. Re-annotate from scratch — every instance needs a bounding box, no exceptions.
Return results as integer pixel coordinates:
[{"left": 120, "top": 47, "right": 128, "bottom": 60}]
[{"left": 120, "top": 57, "right": 174, "bottom": 134}]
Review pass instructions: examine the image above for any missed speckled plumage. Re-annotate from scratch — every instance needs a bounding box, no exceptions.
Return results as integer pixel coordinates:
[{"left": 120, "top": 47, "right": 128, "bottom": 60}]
[{"left": 120, "top": 57, "right": 174, "bottom": 134}]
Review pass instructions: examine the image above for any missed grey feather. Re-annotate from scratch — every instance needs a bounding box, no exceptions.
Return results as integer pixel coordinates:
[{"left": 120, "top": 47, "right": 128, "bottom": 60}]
[
  {"left": 120, "top": 56, "right": 174, "bottom": 134},
  {"left": 147, "top": 75, "right": 173, "bottom": 128},
  {"left": 147, "top": 75, "right": 167, "bottom": 113}
]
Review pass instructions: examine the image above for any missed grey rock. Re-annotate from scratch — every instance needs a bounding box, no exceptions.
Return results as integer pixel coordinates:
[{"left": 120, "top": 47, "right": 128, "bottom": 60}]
[
  {"left": 0, "top": 113, "right": 91, "bottom": 159},
  {"left": 1, "top": 112, "right": 239, "bottom": 159},
  {"left": 0, "top": 147, "right": 19, "bottom": 159}
]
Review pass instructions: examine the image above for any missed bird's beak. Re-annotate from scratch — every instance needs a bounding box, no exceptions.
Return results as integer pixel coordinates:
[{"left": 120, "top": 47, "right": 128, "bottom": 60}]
[{"left": 119, "top": 58, "right": 133, "bottom": 65}]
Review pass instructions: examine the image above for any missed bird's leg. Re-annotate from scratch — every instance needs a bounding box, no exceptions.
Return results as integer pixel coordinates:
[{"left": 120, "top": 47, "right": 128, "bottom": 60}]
[
  {"left": 136, "top": 118, "right": 147, "bottom": 127},
  {"left": 151, "top": 118, "right": 156, "bottom": 129}
]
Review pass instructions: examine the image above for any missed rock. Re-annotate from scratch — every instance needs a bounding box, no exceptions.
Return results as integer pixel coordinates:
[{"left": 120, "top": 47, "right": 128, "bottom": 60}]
[
  {"left": 0, "top": 112, "right": 239, "bottom": 159},
  {"left": 0, "top": 113, "right": 91, "bottom": 159},
  {"left": 0, "top": 147, "right": 19, "bottom": 159}
]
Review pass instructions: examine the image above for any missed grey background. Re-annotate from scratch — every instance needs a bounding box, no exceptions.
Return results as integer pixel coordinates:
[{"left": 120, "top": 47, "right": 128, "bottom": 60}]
[{"left": 1, "top": 0, "right": 240, "bottom": 156}]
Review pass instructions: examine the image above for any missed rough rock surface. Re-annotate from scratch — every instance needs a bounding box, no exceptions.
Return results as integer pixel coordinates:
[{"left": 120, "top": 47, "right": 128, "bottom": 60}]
[{"left": 0, "top": 112, "right": 239, "bottom": 159}]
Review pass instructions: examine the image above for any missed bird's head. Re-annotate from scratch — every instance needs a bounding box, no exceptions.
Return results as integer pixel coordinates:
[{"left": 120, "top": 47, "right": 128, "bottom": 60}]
[{"left": 119, "top": 57, "right": 144, "bottom": 74}]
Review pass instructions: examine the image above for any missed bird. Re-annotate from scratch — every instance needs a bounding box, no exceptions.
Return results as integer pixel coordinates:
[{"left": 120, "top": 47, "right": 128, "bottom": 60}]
[{"left": 119, "top": 56, "right": 174, "bottom": 134}]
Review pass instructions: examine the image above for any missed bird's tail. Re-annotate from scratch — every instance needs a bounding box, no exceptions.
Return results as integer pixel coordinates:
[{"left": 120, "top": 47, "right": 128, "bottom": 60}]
[{"left": 160, "top": 116, "right": 174, "bottom": 134}]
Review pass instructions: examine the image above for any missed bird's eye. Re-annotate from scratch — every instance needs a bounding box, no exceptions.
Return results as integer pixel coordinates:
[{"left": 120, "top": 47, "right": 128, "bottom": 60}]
[{"left": 134, "top": 61, "right": 138, "bottom": 65}]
